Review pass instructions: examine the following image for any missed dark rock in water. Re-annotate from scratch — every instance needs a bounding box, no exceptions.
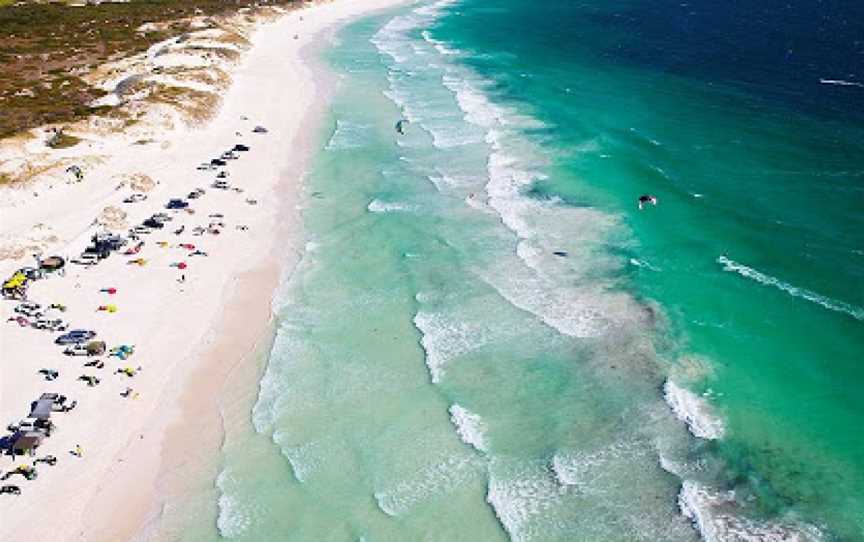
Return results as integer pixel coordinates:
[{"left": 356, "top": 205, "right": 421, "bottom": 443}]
[{"left": 553, "top": 251, "right": 568, "bottom": 257}]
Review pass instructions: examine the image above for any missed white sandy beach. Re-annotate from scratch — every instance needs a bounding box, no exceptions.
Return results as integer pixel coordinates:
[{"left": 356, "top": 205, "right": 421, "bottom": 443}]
[{"left": 0, "top": 0, "right": 406, "bottom": 539}]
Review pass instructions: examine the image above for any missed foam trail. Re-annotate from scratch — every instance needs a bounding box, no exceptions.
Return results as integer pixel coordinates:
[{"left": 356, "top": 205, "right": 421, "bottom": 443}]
[
  {"left": 412, "top": 310, "right": 489, "bottom": 383},
  {"left": 373, "top": 455, "right": 482, "bottom": 516},
  {"left": 421, "top": 30, "right": 460, "bottom": 56},
  {"left": 819, "top": 78, "right": 864, "bottom": 88},
  {"left": 367, "top": 199, "right": 416, "bottom": 213},
  {"left": 717, "top": 255, "right": 864, "bottom": 321},
  {"left": 216, "top": 470, "right": 252, "bottom": 539},
  {"left": 629, "top": 258, "right": 661, "bottom": 272},
  {"left": 449, "top": 404, "right": 488, "bottom": 453},
  {"left": 663, "top": 380, "right": 725, "bottom": 440}
]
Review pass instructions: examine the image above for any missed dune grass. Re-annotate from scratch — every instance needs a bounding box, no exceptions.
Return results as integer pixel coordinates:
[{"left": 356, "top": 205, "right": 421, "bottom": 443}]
[{"left": 0, "top": 0, "right": 297, "bottom": 138}]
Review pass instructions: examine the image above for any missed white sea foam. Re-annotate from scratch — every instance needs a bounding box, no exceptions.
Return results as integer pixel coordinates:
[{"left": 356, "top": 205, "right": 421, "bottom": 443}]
[
  {"left": 678, "top": 481, "right": 823, "bottom": 542},
  {"left": 367, "top": 199, "right": 416, "bottom": 213},
  {"left": 552, "top": 439, "right": 651, "bottom": 491},
  {"left": 374, "top": 454, "right": 481, "bottom": 516},
  {"left": 629, "top": 258, "right": 661, "bottom": 271},
  {"left": 251, "top": 326, "right": 306, "bottom": 433},
  {"left": 421, "top": 30, "right": 460, "bottom": 56},
  {"left": 414, "top": 0, "right": 460, "bottom": 17},
  {"left": 448, "top": 404, "right": 488, "bottom": 452},
  {"left": 486, "top": 460, "right": 566, "bottom": 542},
  {"left": 819, "top": 78, "right": 864, "bottom": 88},
  {"left": 663, "top": 380, "right": 725, "bottom": 440},
  {"left": 273, "top": 430, "right": 322, "bottom": 483},
  {"left": 717, "top": 255, "right": 864, "bottom": 321},
  {"left": 216, "top": 470, "right": 253, "bottom": 539},
  {"left": 413, "top": 311, "right": 489, "bottom": 383},
  {"left": 325, "top": 119, "right": 370, "bottom": 151}
]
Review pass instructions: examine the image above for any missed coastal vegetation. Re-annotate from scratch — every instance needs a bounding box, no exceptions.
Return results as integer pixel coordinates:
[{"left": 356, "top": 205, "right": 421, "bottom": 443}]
[{"left": 0, "top": 0, "right": 297, "bottom": 138}]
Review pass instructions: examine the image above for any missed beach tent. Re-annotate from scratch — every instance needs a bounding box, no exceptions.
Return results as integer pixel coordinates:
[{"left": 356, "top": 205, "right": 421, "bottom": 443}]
[
  {"left": 11, "top": 432, "right": 44, "bottom": 455},
  {"left": 86, "top": 341, "right": 107, "bottom": 356},
  {"left": 2, "top": 271, "right": 29, "bottom": 299},
  {"left": 4, "top": 271, "right": 27, "bottom": 289}
]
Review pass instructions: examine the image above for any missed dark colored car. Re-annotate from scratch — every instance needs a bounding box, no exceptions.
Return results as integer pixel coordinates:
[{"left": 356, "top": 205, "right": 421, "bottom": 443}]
[
  {"left": 233, "top": 144, "right": 250, "bottom": 152},
  {"left": 166, "top": 199, "right": 189, "bottom": 209},
  {"left": 55, "top": 329, "right": 96, "bottom": 345},
  {"left": 142, "top": 218, "right": 165, "bottom": 229},
  {"left": 210, "top": 158, "right": 227, "bottom": 166}
]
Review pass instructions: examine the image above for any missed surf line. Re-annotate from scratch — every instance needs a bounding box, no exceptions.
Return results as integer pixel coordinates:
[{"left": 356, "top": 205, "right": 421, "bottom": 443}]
[{"left": 717, "top": 255, "right": 864, "bottom": 321}]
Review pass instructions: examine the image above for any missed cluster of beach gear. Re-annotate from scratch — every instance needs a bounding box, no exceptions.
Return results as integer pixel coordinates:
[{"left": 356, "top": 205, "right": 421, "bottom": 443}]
[
  {"left": 0, "top": 393, "right": 76, "bottom": 496},
  {"left": 2, "top": 256, "right": 65, "bottom": 301},
  {"left": 0, "top": 119, "right": 268, "bottom": 497}
]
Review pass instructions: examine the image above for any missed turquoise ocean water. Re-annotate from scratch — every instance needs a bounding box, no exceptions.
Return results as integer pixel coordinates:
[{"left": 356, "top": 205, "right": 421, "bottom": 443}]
[{"left": 209, "top": 1, "right": 864, "bottom": 540}]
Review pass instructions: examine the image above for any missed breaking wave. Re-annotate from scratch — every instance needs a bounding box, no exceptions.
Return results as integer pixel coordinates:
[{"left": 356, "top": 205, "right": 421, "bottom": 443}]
[
  {"left": 449, "top": 404, "right": 488, "bottom": 453},
  {"left": 717, "top": 255, "right": 864, "bottom": 321},
  {"left": 663, "top": 379, "right": 725, "bottom": 440},
  {"left": 216, "top": 469, "right": 253, "bottom": 539},
  {"left": 678, "top": 480, "right": 823, "bottom": 542},
  {"left": 374, "top": 454, "right": 483, "bottom": 516}
]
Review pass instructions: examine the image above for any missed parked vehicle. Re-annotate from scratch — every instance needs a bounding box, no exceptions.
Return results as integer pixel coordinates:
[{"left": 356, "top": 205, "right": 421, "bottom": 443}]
[
  {"left": 123, "top": 193, "right": 147, "bottom": 203},
  {"left": 55, "top": 329, "right": 96, "bottom": 345},
  {"left": 32, "top": 319, "right": 67, "bottom": 332},
  {"left": 142, "top": 218, "right": 165, "bottom": 229},
  {"left": 166, "top": 199, "right": 189, "bottom": 210},
  {"left": 14, "top": 302, "right": 42, "bottom": 318},
  {"left": 130, "top": 226, "right": 151, "bottom": 236},
  {"left": 151, "top": 213, "right": 173, "bottom": 223}
]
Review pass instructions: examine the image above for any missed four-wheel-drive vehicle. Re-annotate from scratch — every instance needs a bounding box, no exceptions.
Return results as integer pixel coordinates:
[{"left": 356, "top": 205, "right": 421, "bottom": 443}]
[
  {"left": 123, "top": 194, "right": 147, "bottom": 203},
  {"left": 142, "top": 218, "right": 165, "bottom": 229},
  {"left": 55, "top": 329, "right": 96, "bottom": 345}
]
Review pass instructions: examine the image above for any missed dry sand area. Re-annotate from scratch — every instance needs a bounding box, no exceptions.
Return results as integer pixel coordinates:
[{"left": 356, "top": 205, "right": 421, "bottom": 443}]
[{"left": 0, "top": 0, "right": 406, "bottom": 539}]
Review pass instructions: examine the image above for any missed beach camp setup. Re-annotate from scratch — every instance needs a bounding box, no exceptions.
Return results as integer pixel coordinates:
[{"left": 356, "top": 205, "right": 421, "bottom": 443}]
[{"left": 0, "top": 122, "right": 260, "bottom": 497}]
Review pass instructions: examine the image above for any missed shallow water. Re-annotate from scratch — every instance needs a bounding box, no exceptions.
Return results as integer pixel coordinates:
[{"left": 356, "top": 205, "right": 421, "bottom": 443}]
[{"left": 208, "top": 1, "right": 864, "bottom": 540}]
